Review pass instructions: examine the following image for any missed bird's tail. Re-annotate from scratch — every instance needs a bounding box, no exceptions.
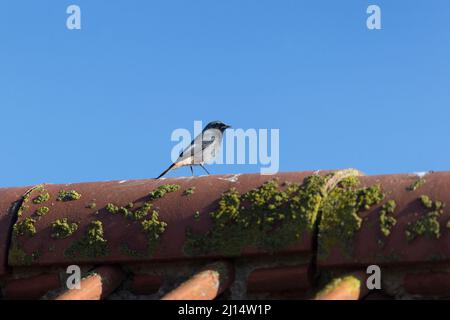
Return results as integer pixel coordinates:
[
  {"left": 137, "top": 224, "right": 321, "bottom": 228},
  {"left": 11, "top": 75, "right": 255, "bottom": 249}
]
[{"left": 156, "top": 163, "right": 177, "bottom": 179}]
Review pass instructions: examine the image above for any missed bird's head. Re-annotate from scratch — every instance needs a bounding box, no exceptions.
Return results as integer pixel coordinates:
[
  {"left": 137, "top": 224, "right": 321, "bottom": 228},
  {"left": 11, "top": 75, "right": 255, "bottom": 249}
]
[{"left": 204, "top": 121, "right": 231, "bottom": 132}]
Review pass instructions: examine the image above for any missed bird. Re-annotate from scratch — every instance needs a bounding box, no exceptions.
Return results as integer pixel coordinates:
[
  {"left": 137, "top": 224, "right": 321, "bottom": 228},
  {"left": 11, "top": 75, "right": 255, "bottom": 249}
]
[{"left": 156, "top": 121, "right": 231, "bottom": 179}]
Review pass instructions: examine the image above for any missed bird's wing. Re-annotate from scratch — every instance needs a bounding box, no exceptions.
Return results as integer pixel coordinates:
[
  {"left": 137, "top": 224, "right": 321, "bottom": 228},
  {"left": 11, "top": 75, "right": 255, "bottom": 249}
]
[{"left": 177, "top": 133, "right": 216, "bottom": 162}]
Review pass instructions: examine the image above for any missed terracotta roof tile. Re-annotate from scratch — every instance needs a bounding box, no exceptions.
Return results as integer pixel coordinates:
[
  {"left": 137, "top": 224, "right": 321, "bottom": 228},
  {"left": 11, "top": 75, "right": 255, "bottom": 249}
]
[{"left": 1, "top": 170, "right": 450, "bottom": 299}]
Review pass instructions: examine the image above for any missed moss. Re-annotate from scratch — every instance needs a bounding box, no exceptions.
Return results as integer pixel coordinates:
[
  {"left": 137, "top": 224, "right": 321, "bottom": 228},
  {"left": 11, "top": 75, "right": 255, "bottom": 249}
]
[
  {"left": 406, "top": 196, "right": 445, "bottom": 242},
  {"left": 379, "top": 200, "right": 397, "bottom": 237},
  {"left": 184, "top": 175, "right": 328, "bottom": 257},
  {"left": 64, "top": 220, "right": 108, "bottom": 259},
  {"left": 447, "top": 220, "right": 450, "bottom": 229},
  {"left": 86, "top": 202, "right": 97, "bottom": 209},
  {"left": 130, "top": 202, "right": 152, "bottom": 220},
  {"left": 57, "top": 190, "right": 81, "bottom": 201},
  {"left": 51, "top": 218, "right": 79, "bottom": 239},
  {"left": 33, "top": 192, "right": 50, "bottom": 204},
  {"left": 126, "top": 202, "right": 134, "bottom": 209},
  {"left": 148, "top": 184, "right": 180, "bottom": 200},
  {"left": 106, "top": 202, "right": 152, "bottom": 220},
  {"left": 420, "top": 195, "right": 433, "bottom": 209},
  {"left": 406, "top": 213, "right": 441, "bottom": 242},
  {"left": 119, "top": 243, "right": 146, "bottom": 258},
  {"left": 356, "top": 184, "right": 385, "bottom": 211},
  {"left": 106, "top": 203, "right": 119, "bottom": 214},
  {"left": 141, "top": 210, "right": 168, "bottom": 256},
  {"left": 35, "top": 206, "right": 50, "bottom": 217},
  {"left": 13, "top": 217, "right": 37, "bottom": 238},
  {"left": 8, "top": 243, "right": 40, "bottom": 266},
  {"left": 318, "top": 178, "right": 384, "bottom": 259},
  {"left": 184, "top": 187, "right": 196, "bottom": 196},
  {"left": 15, "top": 185, "right": 44, "bottom": 218},
  {"left": 194, "top": 211, "right": 201, "bottom": 221},
  {"left": 407, "top": 178, "right": 426, "bottom": 191}
]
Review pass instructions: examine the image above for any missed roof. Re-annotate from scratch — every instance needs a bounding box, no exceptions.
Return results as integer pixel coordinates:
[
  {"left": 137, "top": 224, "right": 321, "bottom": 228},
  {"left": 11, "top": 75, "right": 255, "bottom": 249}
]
[{"left": 1, "top": 169, "right": 450, "bottom": 300}]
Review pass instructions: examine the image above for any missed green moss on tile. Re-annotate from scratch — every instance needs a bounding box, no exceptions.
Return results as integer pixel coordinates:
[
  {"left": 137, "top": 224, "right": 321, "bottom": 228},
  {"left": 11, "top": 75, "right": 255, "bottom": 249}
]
[
  {"left": 105, "top": 202, "right": 152, "bottom": 220},
  {"left": 33, "top": 192, "right": 50, "bottom": 204},
  {"left": 126, "top": 202, "right": 134, "bottom": 209},
  {"left": 379, "top": 200, "right": 397, "bottom": 237},
  {"left": 86, "top": 202, "right": 97, "bottom": 209},
  {"left": 407, "top": 177, "right": 426, "bottom": 192},
  {"left": 420, "top": 195, "right": 433, "bottom": 209},
  {"left": 447, "top": 220, "right": 450, "bottom": 229},
  {"left": 51, "top": 218, "right": 79, "bottom": 239},
  {"left": 194, "top": 211, "right": 201, "bottom": 221},
  {"left": 406, "top": 196, "right": 445, "bottom": 242},
  {"left": 318, "top": 178, "right": 385, "bottom": 260},
  {"left": 13, "top": 217, "right": 37, "bottom": 238},
  {"left": 184, "top": 187, "right": 196, "bottom": 196},
  {"left": 141, "top": 210, "right": 168, "bottom": 256},
  {"left": 406, "top": 212, "right": 441, "bottom": 242},
  {"left": 64, "top": 220, "right": 108, "bottom": 259},
  {"left": 16, "top": 185, "right": 42, "bottom": 217},
  {"left": 148, "top": 184, "right": 180, "bottom": 200},
  {"left": 356, "top": 183, "right": 385, "bottom": 211},
  {"left": 184, "top": 175, "right": 329, "bottom": 257},
  {"left": 57, "top": 190, "right": 82, "bottom": 201},
  {"left": 130, "top": 202, "right": 152, "bottom": 220},
  {"left": 119, "top": 243, "right": 146, "bottom": 258},
  {"left": 106, "top": 203, "right": 119, "bottom": 214},
  {"left": 35, "top": 206, "right": 50, "bottom": 217},
  {"left": 8, "top": 243, "right": 40, "bottom": 266}
]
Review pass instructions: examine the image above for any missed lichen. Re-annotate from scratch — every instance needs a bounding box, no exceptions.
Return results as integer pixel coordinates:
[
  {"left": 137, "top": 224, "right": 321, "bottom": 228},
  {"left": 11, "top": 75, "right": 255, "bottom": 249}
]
[
  {"left": 184, "top": 175, "right": 328, "bottom": 257},
  {"left": 126, "top": 202, "right": 134, "bottom": 209},
  {"left": 57, "top": 190, "right": 82, "bottom": 201},
  {"left": 141, "top": 210, "right": 168, "bottom": 256},
  {"left": 318, "top": 178, "right": 384, "bottom": 259},
  {"left": 420, "top": 195, "right": 433, "bottom": 209},
  {"left": 105, "top": 202, "right": 152, "bottom": 220},
  {"left": 106, "top": 203, "right": 119, "bottom": 214},
  {"left": 51, "top": 218, "right": 79, "bottom": 239},
  {"left": 148, "top": 184, "right": 180, "bottom": 200},
  {"left": 8, "top": 186, "right": 45, "bottom": 265},
  {"left": 33, "top": 192, "right": 50, "bottom": 204},
  {"left": 379, "top": 200, "right": 397, "bottom": 237},
  {"left": 406, "top": 213, "right": 441, "bottom": 242},
  {"left": 407, "top": 177, "right": 426, "bottom": 192},
  {"left": 64, "top": 220, "right": 108, "bottom": 259},
  {"left": 406, "top": 196, "right": 445, "bottom": 242},
  {"left": 119, "top": 243, "right": 145, "bottom": 258},
  {"left": 86, "top": 202, "right": 97, "bottom": 209},
  {"left": 35, "top": 206, "right": 50, "bottom": 217},
  {"left": 184, "top": 187, "right": 196, "bottom": 196},
  {"left": 8, "top": 243, "right": 40, "bottom": 266},
  {"left": 13, "top": 217, "right": 37, "bottom": 238}
]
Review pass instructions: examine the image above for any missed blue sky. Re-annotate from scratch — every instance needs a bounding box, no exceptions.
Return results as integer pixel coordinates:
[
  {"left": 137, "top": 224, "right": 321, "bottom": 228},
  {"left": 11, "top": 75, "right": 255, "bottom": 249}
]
[{"left": 1, "top": 1, "right": 449, "bottom": 187}]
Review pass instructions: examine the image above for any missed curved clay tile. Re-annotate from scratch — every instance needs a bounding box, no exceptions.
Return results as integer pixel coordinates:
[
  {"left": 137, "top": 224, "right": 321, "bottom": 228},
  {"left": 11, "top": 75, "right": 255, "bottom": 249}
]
[
  {"left": 7, "top": 172, "right": 320, "bottom": 268},
  {"left": 1, "top": 170, "right": 450, "bottom": 300},
  {"left": 0, "top": 185, "right": 30, "bottom": 276}
]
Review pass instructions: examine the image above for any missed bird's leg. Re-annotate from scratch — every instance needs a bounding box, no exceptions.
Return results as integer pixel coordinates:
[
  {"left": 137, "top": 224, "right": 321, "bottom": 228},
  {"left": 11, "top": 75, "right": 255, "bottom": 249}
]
[
  {"left": 190, "top": 166, "right": 194, "bottom": 176},
  {"left": 200, "top": 164, "right": 210, "bottom": 175}
]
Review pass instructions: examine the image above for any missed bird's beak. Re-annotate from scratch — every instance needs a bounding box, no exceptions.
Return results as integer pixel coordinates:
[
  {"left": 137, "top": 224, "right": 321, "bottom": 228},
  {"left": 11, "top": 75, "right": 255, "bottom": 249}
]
[{"left": 224, "top": 125, "right": 231, "bottom": 129}]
